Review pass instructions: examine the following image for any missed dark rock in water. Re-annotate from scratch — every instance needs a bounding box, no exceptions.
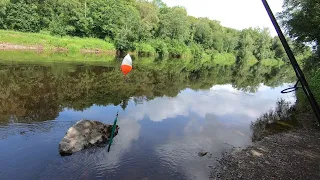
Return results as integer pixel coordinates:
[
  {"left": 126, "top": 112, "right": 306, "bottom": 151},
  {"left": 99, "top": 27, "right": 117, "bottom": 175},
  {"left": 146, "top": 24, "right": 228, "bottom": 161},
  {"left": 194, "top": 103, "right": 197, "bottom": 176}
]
[
  {"left": 59, "top": 120, "right": 119, "bottom": 156},
  {"left": 198, "top": 151, "right": 209, "bottom": 157}
]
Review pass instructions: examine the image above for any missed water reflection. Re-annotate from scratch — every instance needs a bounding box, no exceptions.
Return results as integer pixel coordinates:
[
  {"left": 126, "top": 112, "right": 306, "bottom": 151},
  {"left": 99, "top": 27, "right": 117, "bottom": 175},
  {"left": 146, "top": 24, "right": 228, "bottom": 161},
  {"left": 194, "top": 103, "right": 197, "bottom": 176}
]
[
  {"left": 0, "top": 60, "right": 296, "bottom": 179},
  {"left": 0, "top": 60, "right": 294, "bottom": 124}
]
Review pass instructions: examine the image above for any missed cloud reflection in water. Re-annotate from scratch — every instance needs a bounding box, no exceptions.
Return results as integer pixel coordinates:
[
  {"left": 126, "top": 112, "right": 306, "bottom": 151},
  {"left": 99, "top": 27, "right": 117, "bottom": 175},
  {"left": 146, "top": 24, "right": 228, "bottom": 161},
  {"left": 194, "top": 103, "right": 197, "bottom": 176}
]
[{"left": 51, "top": 83, "right": 295, "bottom": 179}]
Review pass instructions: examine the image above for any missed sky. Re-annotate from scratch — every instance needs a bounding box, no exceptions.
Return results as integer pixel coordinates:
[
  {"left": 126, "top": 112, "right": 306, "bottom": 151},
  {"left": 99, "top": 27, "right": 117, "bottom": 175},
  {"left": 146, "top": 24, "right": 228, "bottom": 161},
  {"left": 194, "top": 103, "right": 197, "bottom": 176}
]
[{"left": 162, "top": 0, "right": 284, "bottom": 36}]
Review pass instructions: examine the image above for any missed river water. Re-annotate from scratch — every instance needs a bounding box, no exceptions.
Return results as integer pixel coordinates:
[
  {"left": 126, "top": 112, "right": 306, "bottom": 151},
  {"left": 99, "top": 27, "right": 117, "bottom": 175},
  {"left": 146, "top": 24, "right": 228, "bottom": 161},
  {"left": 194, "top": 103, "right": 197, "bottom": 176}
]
[{"left": 0, "top": 56, "right": 296, "bottom": 179}]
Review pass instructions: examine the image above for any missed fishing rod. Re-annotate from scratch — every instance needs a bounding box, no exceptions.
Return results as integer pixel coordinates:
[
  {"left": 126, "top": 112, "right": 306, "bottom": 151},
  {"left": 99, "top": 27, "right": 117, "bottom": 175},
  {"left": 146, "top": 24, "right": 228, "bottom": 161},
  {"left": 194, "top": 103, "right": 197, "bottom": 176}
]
[
  {"left": 108, "top": 111, "right": 119, "bottom": 152},
  {"left": 261, "top": 0, "right": 320, "bottom": 126}
]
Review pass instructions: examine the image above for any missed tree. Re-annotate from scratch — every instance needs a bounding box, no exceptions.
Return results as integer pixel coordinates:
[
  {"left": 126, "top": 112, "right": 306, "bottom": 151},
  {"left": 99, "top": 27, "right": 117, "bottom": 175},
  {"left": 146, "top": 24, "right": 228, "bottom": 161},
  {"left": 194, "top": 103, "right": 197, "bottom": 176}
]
[
  {"left": 157, "top": 6, "right": 189, "bottom": 41},
  {"left": 89, "top": 0, "right": 140, "bottom": 52},
  {"left": 279, "top": 0, "right": 320, "bottom": 46},
  {"left": 136, "top": 0, "right": 159, "bottom": 41},
  {"left": 5, "top": 0, "right": 40, "bottom": 32},
  {"left": 0, "top": 1, "right": 7, "bottom": 29},
  {"left": 272, "top": 37, "right": 287, "bottom": 60},
  {"left": 253, "top": 28, "right": 274, "bottom": 60},
  {"left": 49, "top": 0, "right": 92, "bottom": 37},
  {"left": 222, "top": 28, "right": 239, "bottom": 53},
  {"left": 237, "top": 29, "right": 255, "bottom": 62},
  {"left": 193, "top": 18, "right": 213, "bottom": 49},
  {"left": 0, "top": 0, "right": 310, "bottom": 60}
]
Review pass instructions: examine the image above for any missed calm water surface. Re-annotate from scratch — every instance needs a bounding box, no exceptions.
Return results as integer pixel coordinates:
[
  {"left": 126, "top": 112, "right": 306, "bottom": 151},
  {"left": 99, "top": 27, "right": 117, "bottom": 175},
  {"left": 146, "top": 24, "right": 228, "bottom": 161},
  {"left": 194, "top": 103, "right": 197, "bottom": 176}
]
[{"left": 0, "top": 57, "right": 295, "bottom": 179}]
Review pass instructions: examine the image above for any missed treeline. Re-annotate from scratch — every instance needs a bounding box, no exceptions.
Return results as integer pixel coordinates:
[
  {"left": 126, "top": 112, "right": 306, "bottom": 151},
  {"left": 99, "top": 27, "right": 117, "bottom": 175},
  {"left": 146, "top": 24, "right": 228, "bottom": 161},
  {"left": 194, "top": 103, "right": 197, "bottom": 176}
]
[{"left": 0, "top": 0, "right": 308, "bottom": 60}]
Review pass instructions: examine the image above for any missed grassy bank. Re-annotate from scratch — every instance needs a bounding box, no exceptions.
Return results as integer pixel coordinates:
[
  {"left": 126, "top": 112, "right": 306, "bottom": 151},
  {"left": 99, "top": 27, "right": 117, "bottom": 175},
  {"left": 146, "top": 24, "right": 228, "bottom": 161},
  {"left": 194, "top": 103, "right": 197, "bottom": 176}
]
[
  {"left": 0, "top": 30, "right": 115, "bottom": 53},
  {"left": 0, "top": 51, "right": 119, "bottom": 65}
]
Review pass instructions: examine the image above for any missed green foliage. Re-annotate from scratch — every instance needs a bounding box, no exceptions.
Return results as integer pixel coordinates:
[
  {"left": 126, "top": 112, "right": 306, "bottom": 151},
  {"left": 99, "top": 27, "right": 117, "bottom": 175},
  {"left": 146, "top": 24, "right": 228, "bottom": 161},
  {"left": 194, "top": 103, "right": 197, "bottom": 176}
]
[
  {"left": 212, "top": 53, "right": 236, "bottom": 65},
  {"left": 167, "top": 39, "right": 188, "bottom": 58},
  {"left": 192, "top": 18, "right": 213, "bottom": 49},
  {"left": 157, "top": 6, "right": 189, "bottom": 41},
  {"left": 296, "top": 56, "right": 320, "bottom": 111},
  {"left": 0, "top": 0, "right": 311, "bottom": 61},
  {"left": 272, "top": 37, "right": 287, "bottom": 61},
  {"left": 237, "top": 29, "right": 255, "bottom": 62},
  {"left": 253, "top": 28, "right": 274, "bottom": 61},
  {"left": 189, "top": 43, "right": 204, "bottom": 59},
  {"left": 5, "top": 0, "right": 40, "bottom": 32},
  {"left": 279, "top": 0, "right": 320, "bottom": 46},
  {"left": 136, "top": 0, "right": 159, "bottom": 40},
  {"left": 279, "top": 0, "right": 320, "bottom": 116},
  {"left": 260, "top": 59, "right": 284, "bottom": 66},
  {"left": 0, "top": 2, "right": 7, "bottom": 29},
  {"left": 151, "top": 38, "right": 168, "bottom": 57},
  {"left": 135, "top": 42, "right": 156, "bottom": 56}
]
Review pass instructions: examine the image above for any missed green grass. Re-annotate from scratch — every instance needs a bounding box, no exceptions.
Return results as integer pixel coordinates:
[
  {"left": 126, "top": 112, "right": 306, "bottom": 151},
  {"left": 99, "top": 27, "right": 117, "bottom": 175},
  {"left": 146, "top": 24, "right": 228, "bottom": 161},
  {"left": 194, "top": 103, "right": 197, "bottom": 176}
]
[
  {"left": 0, "top": 51, "right": 117, "bottom": 64},
  {"left": 0, "top": 30, "right": 115, "bottom": 53}
]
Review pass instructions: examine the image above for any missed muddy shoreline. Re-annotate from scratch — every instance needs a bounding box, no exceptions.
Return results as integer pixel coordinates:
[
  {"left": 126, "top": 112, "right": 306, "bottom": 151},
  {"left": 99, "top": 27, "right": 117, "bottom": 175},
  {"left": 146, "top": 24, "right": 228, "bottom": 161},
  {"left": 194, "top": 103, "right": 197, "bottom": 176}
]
[{"left": 211, "top": 111, "right": 320, "bottom": 180}]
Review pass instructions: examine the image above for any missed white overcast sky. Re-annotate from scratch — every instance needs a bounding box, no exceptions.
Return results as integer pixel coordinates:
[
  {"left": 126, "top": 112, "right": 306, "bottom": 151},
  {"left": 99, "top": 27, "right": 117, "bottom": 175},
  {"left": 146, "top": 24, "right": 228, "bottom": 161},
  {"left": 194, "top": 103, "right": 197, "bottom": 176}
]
[{"left": 162, "top": 0, "right": 284, "bottom": 36}]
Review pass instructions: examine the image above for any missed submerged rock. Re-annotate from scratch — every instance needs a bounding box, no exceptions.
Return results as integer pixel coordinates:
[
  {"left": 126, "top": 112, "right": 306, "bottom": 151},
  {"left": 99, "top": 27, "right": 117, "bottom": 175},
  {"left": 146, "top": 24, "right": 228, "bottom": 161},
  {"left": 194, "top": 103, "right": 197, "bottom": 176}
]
[{"left": 59, "top": 120, "right": 119, "bottom": 156}]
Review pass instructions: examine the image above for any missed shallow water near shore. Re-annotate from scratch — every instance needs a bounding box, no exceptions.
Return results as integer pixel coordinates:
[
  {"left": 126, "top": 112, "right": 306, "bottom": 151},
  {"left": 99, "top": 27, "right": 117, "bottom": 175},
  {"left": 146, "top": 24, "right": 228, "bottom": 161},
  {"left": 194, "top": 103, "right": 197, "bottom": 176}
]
[{"left": 0, "top": 55, "right": 296, "bottom": 179}]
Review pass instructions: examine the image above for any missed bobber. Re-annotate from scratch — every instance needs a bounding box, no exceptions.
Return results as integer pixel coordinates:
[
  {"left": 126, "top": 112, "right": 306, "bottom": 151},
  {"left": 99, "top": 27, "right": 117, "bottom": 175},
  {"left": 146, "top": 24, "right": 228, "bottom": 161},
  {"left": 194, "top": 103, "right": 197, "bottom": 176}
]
[{"left": 121, "top": 54, "right": 132, "bottom": 76}]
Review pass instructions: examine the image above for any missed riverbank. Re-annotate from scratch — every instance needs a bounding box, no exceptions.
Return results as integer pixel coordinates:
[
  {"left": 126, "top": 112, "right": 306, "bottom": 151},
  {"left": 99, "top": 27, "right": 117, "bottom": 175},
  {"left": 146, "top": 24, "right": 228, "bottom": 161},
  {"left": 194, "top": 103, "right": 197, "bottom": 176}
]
[
  {"left": 0, "top": 30, "right": 288, "bottom": 66},
  {"left": 211, "top": 103, "right": 320, "bottom": 179},
  {"left": 211, "top": 128, "right": 320, "bottom": 179},
  {"left": 0, "top": 30, "right": 116, "bottom": 54}
]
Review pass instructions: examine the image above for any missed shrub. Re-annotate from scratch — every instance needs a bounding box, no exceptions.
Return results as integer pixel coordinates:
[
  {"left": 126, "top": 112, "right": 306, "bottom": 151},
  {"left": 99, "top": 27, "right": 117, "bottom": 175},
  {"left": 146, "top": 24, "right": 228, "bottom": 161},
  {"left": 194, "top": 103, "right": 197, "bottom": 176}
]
[
  {"left": 167, "top": 39, "right": 188, "bottom": 58},
  {"left": 151, "top": 39, "right": 168, "bottom": 57},
  {"left": 189, "top": 43, "right": 204, "bottom": 59},
  {"left": 135, "top": 42, "right": 156, "bottom": 56}
]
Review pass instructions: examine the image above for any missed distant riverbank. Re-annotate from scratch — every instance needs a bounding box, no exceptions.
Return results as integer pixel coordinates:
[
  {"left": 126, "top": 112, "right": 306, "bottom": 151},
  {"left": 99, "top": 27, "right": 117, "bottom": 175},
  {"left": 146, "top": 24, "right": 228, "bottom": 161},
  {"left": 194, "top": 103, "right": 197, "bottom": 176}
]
[{"left": 0, "top": 30, "right": 288, "bottom": 66}]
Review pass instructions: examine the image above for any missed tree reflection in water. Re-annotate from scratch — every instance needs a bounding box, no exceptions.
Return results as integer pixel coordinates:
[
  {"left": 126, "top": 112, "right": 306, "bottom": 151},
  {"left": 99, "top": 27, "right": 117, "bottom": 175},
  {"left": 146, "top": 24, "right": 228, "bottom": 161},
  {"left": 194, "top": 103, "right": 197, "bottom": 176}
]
[{"left": 0, "top": 58, "right": 295, "bottom": 124}]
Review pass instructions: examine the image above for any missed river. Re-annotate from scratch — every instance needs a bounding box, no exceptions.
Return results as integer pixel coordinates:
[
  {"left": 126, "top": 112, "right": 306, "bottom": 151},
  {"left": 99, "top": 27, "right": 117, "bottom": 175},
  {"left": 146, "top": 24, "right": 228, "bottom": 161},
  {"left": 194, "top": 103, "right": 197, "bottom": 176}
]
[{"left": 0, "top": 54, "right": 296, "bottom": 179}]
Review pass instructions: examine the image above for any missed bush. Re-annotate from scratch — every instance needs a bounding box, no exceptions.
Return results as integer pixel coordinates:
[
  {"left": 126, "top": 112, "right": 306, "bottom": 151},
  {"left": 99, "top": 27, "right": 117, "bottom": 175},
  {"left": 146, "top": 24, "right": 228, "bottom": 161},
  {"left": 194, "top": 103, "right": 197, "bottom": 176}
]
[
  {"left": 151, "top": 39, "right": 168, "bottom": 57},
  {"left": 135, "top": 42, "right": 156, "bottom": 56},
  {"left": 260, "top": 59, "right": 284, "bottom": 66},
  {"left": 212, "top": 53, "right": 236, "bottom": 65},
  {"left": 5, "top": 1, "right": 41, "bottom": 32},
  {"left": 189, "top": 43, "right": 204, "bottom": 59},
  {"left": 0, "top": 5, "right": 7, "bottom": 29},
  {"left": 297, "top": 57, "right": 320, "bottom": 111},
  {"left": 167, "top": 39, "right": 188, "bottom": 58}
]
